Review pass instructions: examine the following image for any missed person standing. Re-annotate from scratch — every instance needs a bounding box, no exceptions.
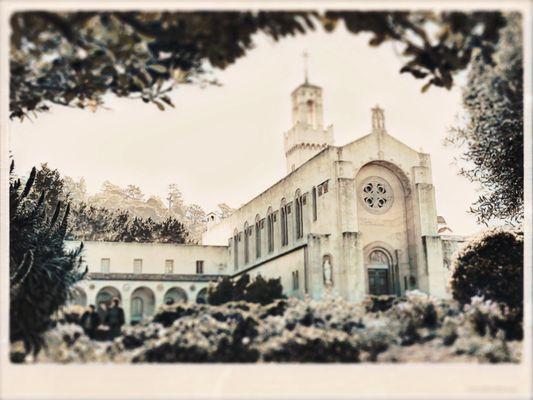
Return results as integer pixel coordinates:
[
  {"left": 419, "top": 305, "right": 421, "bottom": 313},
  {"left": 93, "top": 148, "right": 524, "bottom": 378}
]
[
  {"left": 97, "top": 302, "right": 108, "bottom": 324},
  {"left": 105, "top": 297, "right": 125, "bottom": 339},
  {"left": 80, "top": 305, "right": 100, "bottom": 339}
]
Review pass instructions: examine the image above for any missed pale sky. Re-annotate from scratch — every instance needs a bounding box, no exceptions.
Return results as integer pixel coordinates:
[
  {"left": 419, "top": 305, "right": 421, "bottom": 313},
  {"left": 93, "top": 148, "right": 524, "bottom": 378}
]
[{"left": 9, "top": 25, "right": 483, "bottom": 235}]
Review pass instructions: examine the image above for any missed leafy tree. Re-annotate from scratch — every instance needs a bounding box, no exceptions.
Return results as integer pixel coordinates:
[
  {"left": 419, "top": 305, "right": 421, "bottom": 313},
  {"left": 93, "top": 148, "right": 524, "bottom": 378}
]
[
  {"left": 62, "top": 176, "right": 88, "bottom": 203},
  {"left": 184, "top": 204, "right": 207, "bottom": 243},
  {"left": 323, "top": 11, "right": 506, "bottom": 92},
  {"left": 10, "top": 11, "right": 507, "bottom": 119},
  {"left": 447, "top": 14, "right": 523, "bottom": 225},
  {"left": 10, "top": 161, "right": 86, "bottom": 356},
  {"left": 167, "top": 183, "right": 185, "bottom": 220},
  {"left": 155, "top": 216, "right": 188, "bottom": 244},
  {"left": 125, "top": 184, "right": 144, "bottom": 201},
  {"left": 27, "top": 163, "right": 66, "bottom": 211}
]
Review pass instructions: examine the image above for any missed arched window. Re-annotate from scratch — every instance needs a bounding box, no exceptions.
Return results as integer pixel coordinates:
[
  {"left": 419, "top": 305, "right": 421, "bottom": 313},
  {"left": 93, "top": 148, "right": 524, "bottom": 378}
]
[
  {"left": 267, "top": 207, "right": 274, "bottom": 253},
  {"left": 71, "top": 286, "right": 87, "bottom": 307},
  {"left": 130, "top": 286, "right": 155, "bottom": 324},
  {"left": 96, "top": 286, "right": 121, "bottom": 307},
  {"left": 233, "top": 229, "right": 239, "bottom": 270},
  {"left": 280, "top": 198, "right": 288, "bottom": 247},
  {"left": 295, "top": 189, "right": 304, "bottom": 239},
  {"left": 255, "top": 214, "right": 262, "bottom": 259},
  {"left": 244, "top": 222, "right": 250, "bottom": 264},
  {"left": 164, "top": 287, "right": 188, "bottom": 304},
  {"left": 196, "top": 288, "right": 208, "bottom": 304}
]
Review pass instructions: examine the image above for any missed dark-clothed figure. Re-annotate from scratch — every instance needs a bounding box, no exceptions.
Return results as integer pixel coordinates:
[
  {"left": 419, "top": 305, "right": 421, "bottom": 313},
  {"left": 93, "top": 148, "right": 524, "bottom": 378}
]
[
  {"left": 80, "top": 305, "right": 100, "bottom": 339},
  {"left": 105, "top": 297, "right": 125, "bottom": 339},
  {"left": 97, "top": 302, "right": 108, "bottom": 324}
]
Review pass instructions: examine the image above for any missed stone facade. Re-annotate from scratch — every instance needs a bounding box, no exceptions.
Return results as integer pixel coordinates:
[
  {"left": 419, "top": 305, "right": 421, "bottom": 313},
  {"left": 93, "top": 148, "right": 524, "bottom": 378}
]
[
  {"left": 74, "top": 79, "right": 466, "bottom": 322},
  {"left": 202, "top": 79, "right": 466, "bottom": 301},
  {"left": 66, "top": 241, "right": 227, "bottom": 324}
]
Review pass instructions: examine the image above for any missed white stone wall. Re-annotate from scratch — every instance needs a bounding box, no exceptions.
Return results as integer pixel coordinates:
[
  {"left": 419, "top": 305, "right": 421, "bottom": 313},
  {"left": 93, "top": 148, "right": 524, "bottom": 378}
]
[
  {"left": 203, "top": 124, "right": 448, "bottom": 300},
  {"left": 66, "top": 240, "right": 227, "bottom": 275},
  {"left": 66, "top": 241, "right": 227, "bottom": 324}
]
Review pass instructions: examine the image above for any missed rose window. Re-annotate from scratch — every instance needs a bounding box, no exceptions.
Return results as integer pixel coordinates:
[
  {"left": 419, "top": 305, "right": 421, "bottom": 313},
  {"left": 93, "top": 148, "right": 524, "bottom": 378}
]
[{"left": 359, "top": 177, "right": 394, "bottom": 214}]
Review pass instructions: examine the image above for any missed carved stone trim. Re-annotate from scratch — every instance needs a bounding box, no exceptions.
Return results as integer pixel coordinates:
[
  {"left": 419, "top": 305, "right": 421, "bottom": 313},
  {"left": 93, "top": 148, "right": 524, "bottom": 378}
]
[
  {"left": 87, "top": 272, "right": 223, "bottom": 282},
  {"left": 358, "top": 176, "right": 394, "bottom": 214}
]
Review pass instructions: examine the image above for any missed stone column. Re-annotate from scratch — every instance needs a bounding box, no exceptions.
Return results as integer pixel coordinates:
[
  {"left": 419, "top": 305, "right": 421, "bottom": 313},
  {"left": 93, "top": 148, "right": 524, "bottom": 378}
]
[{"left": 423, "top": 235, "right": 450, "bottom": 298}]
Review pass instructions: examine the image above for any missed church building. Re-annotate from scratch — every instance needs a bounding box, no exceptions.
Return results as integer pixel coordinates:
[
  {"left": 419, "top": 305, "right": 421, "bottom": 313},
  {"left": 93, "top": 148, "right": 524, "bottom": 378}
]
[{"left": 69, "top": 76, "right": 465, "bottom": 323}]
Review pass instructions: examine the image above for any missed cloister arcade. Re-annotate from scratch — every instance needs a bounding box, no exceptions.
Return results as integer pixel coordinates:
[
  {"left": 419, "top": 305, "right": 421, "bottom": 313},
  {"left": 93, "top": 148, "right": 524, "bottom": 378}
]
[{"left": 71, "top": 280, "right": 212, "bottom": 324}]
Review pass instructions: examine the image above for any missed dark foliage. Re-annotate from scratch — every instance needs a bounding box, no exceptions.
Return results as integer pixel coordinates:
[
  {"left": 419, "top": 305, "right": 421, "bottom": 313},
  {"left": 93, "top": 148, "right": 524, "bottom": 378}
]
[
  {"left": 11, "top": 11, "right": 507, "bottom": 119},
  {"left": 208, "top": 274, "right": 285, "bottom": 306},
  {"left": 447, "top": 14, "right": 523, "bottom": 224},
  {"left": 451, "top": 229, "right": 523, "bottom": 339},
  {"left": 67, "top": 203, "right": 188, "bottom": 243},
  {"left": 21, "top": 164, "right": 189, "bottom": 244},
  {"left": 9, "top": 161, "right": 87, "bottom": 356}
]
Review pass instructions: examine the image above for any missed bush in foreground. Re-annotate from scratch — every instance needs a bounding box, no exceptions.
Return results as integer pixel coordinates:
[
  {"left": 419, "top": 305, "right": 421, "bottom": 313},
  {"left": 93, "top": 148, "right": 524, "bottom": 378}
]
[
  {"left": 29, "top": 291, "right": 522, "bottom": 364},
  {"left": 450, "top": 229, "right": 523, "bottom": 339},
  {"left": 208, "top": 274, "right": 284, "bottom": 306}
]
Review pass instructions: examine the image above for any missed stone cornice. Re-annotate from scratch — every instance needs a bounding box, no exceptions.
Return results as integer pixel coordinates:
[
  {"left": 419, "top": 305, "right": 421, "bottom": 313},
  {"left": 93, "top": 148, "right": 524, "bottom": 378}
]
[{"left": 87, "top": 272, "right": 224, "bottom": 282}]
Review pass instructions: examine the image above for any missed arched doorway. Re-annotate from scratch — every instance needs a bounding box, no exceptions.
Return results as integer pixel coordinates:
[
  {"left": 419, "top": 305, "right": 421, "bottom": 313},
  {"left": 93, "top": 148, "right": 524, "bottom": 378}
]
[
  {"left": 196, "top": 288, "right": 208, "bottom": 304},
  {"left": 96, "top": 286, "right": 121, "bottom": 307},
  {"left": 366, "top": 248, "right": 394, "bottom": 295},
  {"left": 130, "top": 286, "right": 156, "bottom": 323},
  {"left": 164, "top": 287, "right": 188, "bottom": 304},
  {"left": 71, "top": 286, "right": 87, "bottom": 307}
]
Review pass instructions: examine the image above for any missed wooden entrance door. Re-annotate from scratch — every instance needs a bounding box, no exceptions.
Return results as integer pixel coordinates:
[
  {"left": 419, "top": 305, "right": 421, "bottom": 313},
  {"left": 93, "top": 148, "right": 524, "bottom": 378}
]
[{"left": 368, "top": 268, "right": 390, "bottom": 295}]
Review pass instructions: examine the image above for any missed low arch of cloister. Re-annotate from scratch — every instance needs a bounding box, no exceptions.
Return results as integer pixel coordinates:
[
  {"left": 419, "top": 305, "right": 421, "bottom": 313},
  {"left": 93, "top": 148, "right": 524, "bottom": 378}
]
[{"left": 73, "top": 279, "right": 211, "bottom": 324}]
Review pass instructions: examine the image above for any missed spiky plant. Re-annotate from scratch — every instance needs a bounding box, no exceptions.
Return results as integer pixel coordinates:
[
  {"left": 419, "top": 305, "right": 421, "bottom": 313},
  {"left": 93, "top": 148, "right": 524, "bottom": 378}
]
[{"left": 10, "top": 161, "right": 87, "bottom": 357}]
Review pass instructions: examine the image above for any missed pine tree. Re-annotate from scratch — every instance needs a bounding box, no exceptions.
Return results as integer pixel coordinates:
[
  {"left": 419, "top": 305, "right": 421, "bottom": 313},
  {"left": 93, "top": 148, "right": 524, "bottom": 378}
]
[{"left": 10, "top": 161, "right": 86, "bottom": 357}]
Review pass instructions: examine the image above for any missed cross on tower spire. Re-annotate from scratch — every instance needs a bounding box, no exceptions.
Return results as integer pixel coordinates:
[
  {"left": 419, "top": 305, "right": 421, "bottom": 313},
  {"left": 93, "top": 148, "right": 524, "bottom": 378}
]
[{"left": 303, "top": 51, "right": 309, "bottom": 84}]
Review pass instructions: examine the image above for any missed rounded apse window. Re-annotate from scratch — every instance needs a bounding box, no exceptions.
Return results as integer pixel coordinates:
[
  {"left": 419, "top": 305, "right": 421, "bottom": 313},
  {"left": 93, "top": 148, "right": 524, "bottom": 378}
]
[{"left": 359, "top": 176, "right": 394, "bottom": 214}]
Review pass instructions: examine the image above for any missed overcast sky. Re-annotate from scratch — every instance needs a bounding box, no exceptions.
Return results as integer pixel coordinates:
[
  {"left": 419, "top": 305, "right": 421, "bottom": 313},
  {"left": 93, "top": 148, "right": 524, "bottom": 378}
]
[{"left": 9, "top": 24, "right": 483, "bottom": 235}]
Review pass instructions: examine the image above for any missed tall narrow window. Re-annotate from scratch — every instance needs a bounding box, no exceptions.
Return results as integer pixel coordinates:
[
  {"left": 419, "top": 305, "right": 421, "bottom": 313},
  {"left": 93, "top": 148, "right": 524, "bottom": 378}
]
[
  {"left": 100, "top": 258, "right": 110, "bottom": 273},
  {"left": 165, "top": 259, "right": 174, "bottom": 273},
  {"left": 133, "top": 259, "right": 143, "bottom": 274},
  {"left": 280, "top": 199, "right": 288, "bottom": 247},
  {"left": 233, "top": 230, "right": 239, "bottom": 270},
  {"left": 312, "top": 186, "right": 317, "bottom": 221},
  {"left": 255, "top": 215, "right": 262, "bottom": 259},
  {"left": 267, "top": 207, "right": 274, "bottom": 253},
  {"left": 244, "top": 223, "right": 250, "bottom": 264},
  {"left": 196, "top": 260, "right": 204, "bottom": 274},
  {"left": 292, "top": 270, "right": 299, "bottom": 290},
  {"left": 295, "top": 190, "right": 304, "bottom": 239}
]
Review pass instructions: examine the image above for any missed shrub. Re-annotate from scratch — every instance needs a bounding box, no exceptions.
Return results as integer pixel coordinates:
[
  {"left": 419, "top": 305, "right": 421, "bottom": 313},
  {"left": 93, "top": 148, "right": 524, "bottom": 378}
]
[
  {"left": 451, "top": 229, "right": 523, "bottom": 309},
  {"left": 450, "top": 229, "right": 523, "bottom": 339},
  {"left": 18, "top": 292, "right": 523, "bottom": 364},
  {"left": 208, "top": 273, "right": 285, "bottom": 305}
]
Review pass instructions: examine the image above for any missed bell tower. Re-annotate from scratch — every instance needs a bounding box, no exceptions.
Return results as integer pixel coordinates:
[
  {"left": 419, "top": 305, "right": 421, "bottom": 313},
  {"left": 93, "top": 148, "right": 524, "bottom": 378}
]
[{"left": 284, "top": 52, "right": 333, "bottom": 173}]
